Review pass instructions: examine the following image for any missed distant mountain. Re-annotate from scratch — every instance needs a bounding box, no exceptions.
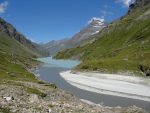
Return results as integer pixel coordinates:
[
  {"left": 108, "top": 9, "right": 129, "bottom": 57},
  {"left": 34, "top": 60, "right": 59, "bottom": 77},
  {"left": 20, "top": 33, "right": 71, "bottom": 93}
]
[
  {"left": 65, "top": 18, "right": 106, "bottom": 46},
  {"left": 43, "top": 18, "right": 106, "bottom": 55},
  {"left": 55, "top": 0, "right": 150, "bottom": 76},
  {"left": 42, "top": 38, "right": 69, "bottom": 55},
  {"left": 0, "top": 17, "right": 48, "bottom": 57}
]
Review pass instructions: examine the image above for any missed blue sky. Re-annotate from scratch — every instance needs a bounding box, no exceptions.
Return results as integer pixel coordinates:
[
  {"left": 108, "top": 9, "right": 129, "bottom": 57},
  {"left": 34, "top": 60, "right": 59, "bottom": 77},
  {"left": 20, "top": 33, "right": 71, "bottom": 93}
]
[{"left": 0, "top": 0, "right": 133, "bottom": 43}]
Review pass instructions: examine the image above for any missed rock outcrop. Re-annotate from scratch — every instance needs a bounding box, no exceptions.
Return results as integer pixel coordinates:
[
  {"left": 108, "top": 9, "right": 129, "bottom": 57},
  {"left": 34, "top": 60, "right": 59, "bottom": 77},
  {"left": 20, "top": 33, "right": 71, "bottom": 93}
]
[
  {"left": 129, "top": 0, "right": 150, "bottom": 12},
  {"left": 139, "top": 64, "right": 150, "bottom": 76}
]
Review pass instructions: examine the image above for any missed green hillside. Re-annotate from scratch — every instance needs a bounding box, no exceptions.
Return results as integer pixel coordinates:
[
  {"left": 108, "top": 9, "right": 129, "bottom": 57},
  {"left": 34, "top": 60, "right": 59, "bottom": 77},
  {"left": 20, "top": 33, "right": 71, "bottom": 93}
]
[
  {"left": 0, "top": 30, "right": 39, "bottom": 82},
  {"left": 0, "top": 17, "right": 48, "bottom": 57},
  {"left": 55, "top": 1, "right": 150, "bottom": 76},
  {"left": 0, "top": 18, "right": 46, "bottom": 81},
  {"left": 0, "top": 16, "right": 49, "bottom": 82}
]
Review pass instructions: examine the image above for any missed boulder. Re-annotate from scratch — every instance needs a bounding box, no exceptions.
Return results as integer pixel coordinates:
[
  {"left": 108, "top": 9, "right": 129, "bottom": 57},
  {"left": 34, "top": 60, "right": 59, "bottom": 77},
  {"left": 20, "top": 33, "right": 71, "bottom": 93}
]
[
  {"left": 139, "top": 64, "right": 150, "bottom": 76},
  {"left": 29, "top": 94, "right": 39, "bottom": 103},
  {"left": 3, "top": 96, "right": 13, "bottom": 101}
]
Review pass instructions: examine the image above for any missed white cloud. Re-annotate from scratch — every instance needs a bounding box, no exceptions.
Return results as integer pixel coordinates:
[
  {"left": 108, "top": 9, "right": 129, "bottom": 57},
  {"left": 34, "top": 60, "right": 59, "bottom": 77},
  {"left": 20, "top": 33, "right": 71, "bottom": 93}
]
[
  {"left": 99, "top": 10, "right": 114, "bottom": 21},
  {"left": 0, "top": 1, "right": 9, "bottom": 14},
  {"left": 88, "top": 17, "right": 104, "bottom": 24},
  {"left": 101, "top": 10, "right": 114, "bottom": 16},
  {"left": 99, "top": 5, "right": 114, "bottom": 21},
  {"left": 115, "top": 0, "right": 135, "bottom": 7}
]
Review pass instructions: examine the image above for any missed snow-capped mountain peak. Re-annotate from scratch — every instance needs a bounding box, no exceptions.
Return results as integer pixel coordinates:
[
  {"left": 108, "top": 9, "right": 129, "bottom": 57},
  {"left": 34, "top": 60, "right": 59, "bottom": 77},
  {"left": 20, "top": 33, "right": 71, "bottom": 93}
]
[
  {"left": 43, "top": 17, "right": 107, "bottom": 55},
  {"left": 88, "top": 17, "right": 104, "bottom": 24}
]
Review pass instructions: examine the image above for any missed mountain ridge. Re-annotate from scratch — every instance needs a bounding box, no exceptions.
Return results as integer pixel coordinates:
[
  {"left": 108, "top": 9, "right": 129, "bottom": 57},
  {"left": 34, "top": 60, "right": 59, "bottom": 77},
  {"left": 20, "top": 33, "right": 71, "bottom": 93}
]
[
  {"left": 0, "top": 17, "right": 48, "bottom": 57},
  {"left": 43, "top": 18, "right": 106, "bottom": 55}
]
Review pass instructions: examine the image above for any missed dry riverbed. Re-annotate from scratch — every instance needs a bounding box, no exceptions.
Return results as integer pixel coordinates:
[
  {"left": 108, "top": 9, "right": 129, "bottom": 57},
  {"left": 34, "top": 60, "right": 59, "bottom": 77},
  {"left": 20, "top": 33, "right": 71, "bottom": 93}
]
[{"left": 60, "top": 71, "right": 150, "bottom": 102}]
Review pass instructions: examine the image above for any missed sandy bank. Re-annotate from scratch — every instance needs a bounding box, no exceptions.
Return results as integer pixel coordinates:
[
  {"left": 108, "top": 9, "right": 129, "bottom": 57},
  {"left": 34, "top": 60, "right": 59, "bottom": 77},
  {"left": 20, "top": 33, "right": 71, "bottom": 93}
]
[{"left": 60, "top": 71, "right": 150, "bottom": 102}]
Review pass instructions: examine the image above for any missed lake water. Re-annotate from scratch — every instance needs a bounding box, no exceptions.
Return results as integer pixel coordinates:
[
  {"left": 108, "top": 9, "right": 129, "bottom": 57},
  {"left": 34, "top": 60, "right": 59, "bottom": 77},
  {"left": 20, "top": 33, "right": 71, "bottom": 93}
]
[{"left": 37, "top": 57, "right": 150, "bottom": 111}]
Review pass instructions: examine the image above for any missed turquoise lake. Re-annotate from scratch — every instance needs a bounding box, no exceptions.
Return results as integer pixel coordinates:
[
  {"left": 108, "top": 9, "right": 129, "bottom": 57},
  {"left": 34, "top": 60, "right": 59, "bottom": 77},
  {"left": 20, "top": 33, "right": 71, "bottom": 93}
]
[{"left": 37, "top": 57, "right": 80, "bottom": 68}]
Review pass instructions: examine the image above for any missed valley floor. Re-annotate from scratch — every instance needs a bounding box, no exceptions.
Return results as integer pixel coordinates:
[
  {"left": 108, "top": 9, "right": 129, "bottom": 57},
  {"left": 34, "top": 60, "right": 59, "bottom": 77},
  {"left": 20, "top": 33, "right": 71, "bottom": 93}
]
[{"left": 60, "top": 71, "right": 150, "bottom": 102}]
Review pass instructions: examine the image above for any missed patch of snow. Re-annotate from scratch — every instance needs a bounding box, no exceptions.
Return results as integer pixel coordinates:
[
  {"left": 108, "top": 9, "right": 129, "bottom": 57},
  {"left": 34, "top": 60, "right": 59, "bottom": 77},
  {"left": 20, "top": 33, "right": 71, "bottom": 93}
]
[
  {"left": 97, "top": 21, "right": 104, "bottom": 25},
  {"left": 93, "top": 26, "right": 101, "bottom": 28},
  {"left": 88, "top": 17, "right": 104, "bottom": 24},
  {"left": 91, "top": 31, "right": 99, "bottom": 35}
]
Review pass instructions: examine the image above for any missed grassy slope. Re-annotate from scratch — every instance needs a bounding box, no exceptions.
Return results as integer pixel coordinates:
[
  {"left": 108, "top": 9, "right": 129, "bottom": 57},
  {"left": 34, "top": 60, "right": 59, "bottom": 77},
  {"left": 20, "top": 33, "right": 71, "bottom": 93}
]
[
  {"left": 55, "top": 6, "right": 150, "bottom": 75},
  {"left": 0, "top": 32, "right": 39, "bottom": 82}
]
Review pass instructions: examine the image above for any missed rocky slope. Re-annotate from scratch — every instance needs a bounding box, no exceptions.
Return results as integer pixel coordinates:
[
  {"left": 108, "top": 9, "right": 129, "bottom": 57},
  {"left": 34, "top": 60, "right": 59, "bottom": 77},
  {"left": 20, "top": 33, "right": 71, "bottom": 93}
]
[
  {"left": 0, "top": 80, "right": 147, "bottom": 113},
  {"left": 43, "top": 18, "right": 106, "bottom": 55},
  {"left": 55, "top": 0, "right": 150, "bottom": 76}
]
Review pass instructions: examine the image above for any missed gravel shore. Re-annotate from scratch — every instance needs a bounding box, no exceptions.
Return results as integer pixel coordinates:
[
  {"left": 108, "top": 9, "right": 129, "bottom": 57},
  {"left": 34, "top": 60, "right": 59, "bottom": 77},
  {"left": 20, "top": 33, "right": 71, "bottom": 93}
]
[{"left": 0, "top": 80, "right": 148, "bottom": 113}]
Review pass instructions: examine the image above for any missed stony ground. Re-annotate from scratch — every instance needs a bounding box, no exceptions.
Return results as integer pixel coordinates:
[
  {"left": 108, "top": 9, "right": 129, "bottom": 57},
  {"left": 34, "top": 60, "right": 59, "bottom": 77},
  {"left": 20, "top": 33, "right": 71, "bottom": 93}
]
[{"left": 0, "top": 80, "right": 148, "bottom": 113}]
